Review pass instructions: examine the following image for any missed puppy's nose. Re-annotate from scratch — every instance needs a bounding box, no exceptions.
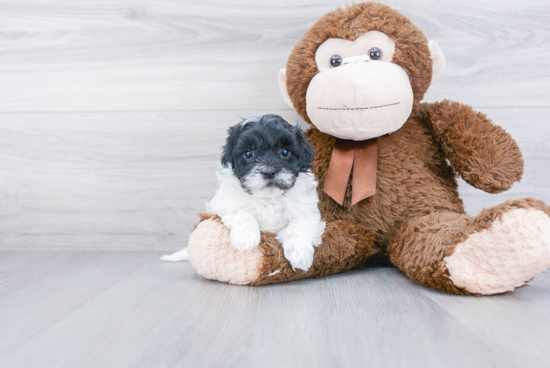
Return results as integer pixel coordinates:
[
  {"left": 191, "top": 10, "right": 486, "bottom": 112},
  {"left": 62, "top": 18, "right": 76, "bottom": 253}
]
[{"left": 262, "top": 168, "right": 277, "bottom": 179}]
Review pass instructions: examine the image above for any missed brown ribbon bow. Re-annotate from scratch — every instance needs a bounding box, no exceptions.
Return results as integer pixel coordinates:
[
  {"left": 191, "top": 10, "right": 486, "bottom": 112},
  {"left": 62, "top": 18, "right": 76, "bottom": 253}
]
[{"left": 323, "top": 138, "right": 378, "bottom": 206}]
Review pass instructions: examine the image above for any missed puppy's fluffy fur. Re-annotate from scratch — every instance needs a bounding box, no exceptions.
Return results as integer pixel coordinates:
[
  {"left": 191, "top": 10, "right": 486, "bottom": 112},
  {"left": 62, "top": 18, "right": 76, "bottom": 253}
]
[{"left": 162, "top": 115, "right": 325, "bottom": 271}]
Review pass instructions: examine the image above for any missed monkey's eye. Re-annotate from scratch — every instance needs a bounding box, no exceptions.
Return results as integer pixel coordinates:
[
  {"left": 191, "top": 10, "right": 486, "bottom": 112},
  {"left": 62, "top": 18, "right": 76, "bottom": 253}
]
[
  {"left": 368, "top": 47, "right": 383, "bottom": 61},
  {"left": 280, "top": 149, "right": 291, "bottom": 159},
  {"left": 243, "top": 151, "right": 254, "bottom": 160},
  {"left": 330, "top": 55, "right": 342, "bottom": 68}
]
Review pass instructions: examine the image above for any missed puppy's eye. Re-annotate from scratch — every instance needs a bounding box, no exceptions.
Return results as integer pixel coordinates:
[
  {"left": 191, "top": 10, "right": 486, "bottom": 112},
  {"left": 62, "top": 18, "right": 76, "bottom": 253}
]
[
  {"left": 243, "top": 151, "right": 254, "bottom": 160},
  {"left": 368, "top": 47, "right": 382, "bottom": 61},
  {"left": 280, "top": 149, "right": 291, "bottom": 159},
  {"left": 330, "top": 55, "right": 342, "bottom": 68}
]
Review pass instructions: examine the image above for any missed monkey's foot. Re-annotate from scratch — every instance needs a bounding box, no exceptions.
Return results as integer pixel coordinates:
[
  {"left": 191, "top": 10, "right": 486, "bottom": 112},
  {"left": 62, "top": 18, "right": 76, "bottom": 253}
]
[
  {"left": 187, "top": 214, "right": 382, "bottom": 286},
  {"left": 187, "top": 216, "right": 263, "bottom": 285},
  {"left": 445, "top": 203, "right": 550, "bottom": 295}
]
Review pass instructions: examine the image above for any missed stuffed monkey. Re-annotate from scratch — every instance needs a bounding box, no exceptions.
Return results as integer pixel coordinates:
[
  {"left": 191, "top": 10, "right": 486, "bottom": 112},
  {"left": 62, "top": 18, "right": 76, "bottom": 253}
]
[{"left": 186, "top": 2, "right": 550, "bottom": 295}]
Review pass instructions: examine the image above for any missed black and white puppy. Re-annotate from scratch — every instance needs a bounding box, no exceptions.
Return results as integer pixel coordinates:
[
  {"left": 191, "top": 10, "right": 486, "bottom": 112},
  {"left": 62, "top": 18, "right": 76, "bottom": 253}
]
[{"left": 162, "top": 114, "right": 325, "bottom": 271}]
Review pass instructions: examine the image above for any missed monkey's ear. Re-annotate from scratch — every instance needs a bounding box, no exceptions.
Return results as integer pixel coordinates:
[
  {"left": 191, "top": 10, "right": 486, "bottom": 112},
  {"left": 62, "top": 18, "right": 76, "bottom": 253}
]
[
  {"left": 428, "top": 40, "right": 446, "bottom": 85},
  {"left": 278, "top": 68, "right": 294, "bottom": 108}
]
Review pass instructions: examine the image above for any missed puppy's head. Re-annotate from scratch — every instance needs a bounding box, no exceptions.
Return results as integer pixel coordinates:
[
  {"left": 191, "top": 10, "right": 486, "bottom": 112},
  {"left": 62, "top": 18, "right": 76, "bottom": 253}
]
[{"left": 221, "top": 114, "right": 315, "bottom": 196}]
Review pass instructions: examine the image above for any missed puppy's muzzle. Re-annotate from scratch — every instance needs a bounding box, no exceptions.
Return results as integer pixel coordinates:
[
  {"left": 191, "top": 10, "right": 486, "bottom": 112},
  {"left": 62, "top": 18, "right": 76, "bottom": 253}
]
[{"left": 261, "top": 167, "right": 279, "bottom": 179}]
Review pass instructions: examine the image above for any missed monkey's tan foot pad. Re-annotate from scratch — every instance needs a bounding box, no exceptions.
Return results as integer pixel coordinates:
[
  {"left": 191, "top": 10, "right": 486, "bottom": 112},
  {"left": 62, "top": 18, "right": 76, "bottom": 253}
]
[
  {"left": 445, "top": 208, "right": 550, "bottom": 295},
  {"left": 187, "top": 217, "right": 263, "bottom": 285}
]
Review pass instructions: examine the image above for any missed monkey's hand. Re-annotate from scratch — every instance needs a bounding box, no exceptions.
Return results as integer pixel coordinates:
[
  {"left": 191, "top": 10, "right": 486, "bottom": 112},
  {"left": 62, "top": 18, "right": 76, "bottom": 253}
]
[{"left": 420, "top": 100, "right": 523, "bottom": 193}]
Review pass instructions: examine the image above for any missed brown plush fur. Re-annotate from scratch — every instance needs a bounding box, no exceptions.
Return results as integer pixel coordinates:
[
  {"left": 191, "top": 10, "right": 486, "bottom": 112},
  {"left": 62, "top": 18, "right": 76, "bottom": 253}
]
[
  {"left": 418, "top": 101, "right": 523, "bottom": 193},
  {"left": 254, "top": 2, "right": 525, "bottom": 292},
  {"left": 286, "top": 2, "right": 433, "bottom": 122},
  {"left": 389, "top": 198, "right": 550, "bottom": 295},
  {"left": 253, "top": 220, "right": 383, "bottom": 285},
  {"left": 190, "top": 2, "right": 536, "bottom": 294}
]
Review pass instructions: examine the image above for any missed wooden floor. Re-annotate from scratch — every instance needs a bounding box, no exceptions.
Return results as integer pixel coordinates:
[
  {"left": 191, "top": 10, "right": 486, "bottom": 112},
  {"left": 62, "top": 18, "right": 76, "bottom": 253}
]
[{"left": 0, "top": 251, "right": 549, "bottom": 368}]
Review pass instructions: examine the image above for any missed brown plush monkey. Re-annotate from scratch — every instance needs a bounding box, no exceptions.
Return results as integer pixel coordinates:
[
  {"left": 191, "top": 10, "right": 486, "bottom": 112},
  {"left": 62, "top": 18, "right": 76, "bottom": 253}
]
[{"left": 185, "top": 2, "right": 550, "bottom": 295}]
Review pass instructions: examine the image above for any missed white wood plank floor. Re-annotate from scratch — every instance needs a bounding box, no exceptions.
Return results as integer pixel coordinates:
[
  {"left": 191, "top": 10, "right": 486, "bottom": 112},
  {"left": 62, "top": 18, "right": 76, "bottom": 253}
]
[{"left": 1, "top": 251, "right": 549, "bottom": 368}]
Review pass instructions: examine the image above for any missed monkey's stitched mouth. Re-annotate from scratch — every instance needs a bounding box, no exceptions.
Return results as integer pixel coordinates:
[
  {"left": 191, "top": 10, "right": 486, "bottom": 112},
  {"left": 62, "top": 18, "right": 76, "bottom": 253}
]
[{"left": 317, "top": 102, "right": 400, "bottom": 111}]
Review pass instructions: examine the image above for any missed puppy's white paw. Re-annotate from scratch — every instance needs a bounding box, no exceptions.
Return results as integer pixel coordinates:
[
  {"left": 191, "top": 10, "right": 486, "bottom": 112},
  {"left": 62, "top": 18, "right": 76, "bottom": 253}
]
[
  {"left": 230, "top": 219, "right": 261, "bottom": 251},
  {"left": 281, "top": 237, "right": 315, "bottom": 272}
]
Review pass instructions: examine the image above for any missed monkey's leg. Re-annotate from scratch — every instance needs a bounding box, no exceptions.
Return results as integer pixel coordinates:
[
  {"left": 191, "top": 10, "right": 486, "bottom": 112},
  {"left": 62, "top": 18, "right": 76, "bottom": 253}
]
[
  {"left": 388, "top": 199, "right": 550, "bottom": 295},
  {"left": 186, "top": 214, "right": 383, "bottom": 285}
]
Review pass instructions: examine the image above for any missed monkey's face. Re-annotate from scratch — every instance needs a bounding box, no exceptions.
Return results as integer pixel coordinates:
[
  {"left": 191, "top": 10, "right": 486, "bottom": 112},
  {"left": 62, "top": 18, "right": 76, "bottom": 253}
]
[
  {"left": 305, "top": 31, "right": 413, "bottom": 140},
  {"left": 279, "top": 3, "right": 446, "bottom": 141}
]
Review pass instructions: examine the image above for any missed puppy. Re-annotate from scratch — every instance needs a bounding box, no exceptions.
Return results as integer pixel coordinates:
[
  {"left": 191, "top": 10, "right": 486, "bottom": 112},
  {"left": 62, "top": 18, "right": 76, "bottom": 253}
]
[{"left": 162, "top": 114, "right": 325, "bottom": 271}]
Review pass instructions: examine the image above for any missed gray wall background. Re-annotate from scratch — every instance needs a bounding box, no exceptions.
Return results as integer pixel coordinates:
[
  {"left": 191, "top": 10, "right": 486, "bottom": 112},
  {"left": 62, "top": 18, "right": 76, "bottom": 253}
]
[{"left": 0, "top": 0, "right": 548, "bottom": 251}]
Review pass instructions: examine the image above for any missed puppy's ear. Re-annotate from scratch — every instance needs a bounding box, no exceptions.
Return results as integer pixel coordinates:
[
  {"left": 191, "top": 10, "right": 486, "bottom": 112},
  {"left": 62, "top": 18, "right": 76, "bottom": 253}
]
[
  {"left": 221, "top": 124, "right": 242, "bottom": 168},
  {"left": 294, "top": 126, "right": 315, "bottom": 171}
]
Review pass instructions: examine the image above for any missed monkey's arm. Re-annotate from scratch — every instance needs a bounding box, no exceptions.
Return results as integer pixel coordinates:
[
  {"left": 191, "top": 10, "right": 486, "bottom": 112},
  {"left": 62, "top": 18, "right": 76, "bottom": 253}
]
[{"left": 420, "top": 100, "right": 523, "bottom": 193}]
